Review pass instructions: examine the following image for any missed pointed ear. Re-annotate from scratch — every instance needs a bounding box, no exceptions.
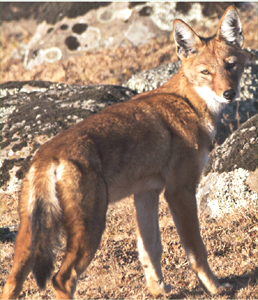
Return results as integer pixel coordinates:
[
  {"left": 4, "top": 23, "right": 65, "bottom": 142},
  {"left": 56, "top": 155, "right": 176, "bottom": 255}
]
[
  {"left": 216, "top": 6, "right": 244, "bottom": 48},
  {"left": 173, "top": 19, "right": 202, "bottom": 60}
]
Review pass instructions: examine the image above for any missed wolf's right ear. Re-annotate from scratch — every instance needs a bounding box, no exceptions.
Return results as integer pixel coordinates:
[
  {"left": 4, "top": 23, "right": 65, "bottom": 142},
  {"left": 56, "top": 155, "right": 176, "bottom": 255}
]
[
  {"left": 173, "top": 20, "right": 202, "bottom": 60},
  {"left": 216, "top": 6, "right": 244, "bottom": 48}
]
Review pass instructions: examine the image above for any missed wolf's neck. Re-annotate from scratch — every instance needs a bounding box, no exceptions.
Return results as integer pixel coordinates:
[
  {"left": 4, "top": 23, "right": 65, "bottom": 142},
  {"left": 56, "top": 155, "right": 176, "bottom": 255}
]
[
  {"left": 159, "top": 70, "right": 223, "bottom": 140},
  {"left": 163, "top": 70, "right": 226, "bottom": 115}
]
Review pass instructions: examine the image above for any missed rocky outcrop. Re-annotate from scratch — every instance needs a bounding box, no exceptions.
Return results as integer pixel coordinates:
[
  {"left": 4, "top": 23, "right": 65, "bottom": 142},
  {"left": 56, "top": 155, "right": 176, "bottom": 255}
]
[
  {"left": 0, "top": 81, "right": 136, "bottom": 191},
  {"left": 2, "top": 2, "right": 252, "bottom": 70},
  {"left": 197, "top": 114, "right": 257, "bottom": 218},
  {"left": 124, "top": 61, "right": 181, "bottom": 93},
  {"left": 1, "top": 2, "right": 246, "bottom": 24},
  {"left": 204, "top": 115, "right": 257, "bottom": 175}
]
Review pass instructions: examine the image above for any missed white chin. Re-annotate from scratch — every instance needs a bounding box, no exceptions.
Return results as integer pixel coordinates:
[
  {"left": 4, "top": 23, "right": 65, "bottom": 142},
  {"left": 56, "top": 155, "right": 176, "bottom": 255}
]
[{"left": 194, "top": 86, "right": 228, "bottom": 115}]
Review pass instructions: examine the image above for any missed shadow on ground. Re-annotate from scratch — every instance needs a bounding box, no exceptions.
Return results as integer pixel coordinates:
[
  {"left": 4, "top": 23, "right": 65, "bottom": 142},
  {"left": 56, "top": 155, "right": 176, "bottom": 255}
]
[{"left": 165, "top": 268, "right": 257, "bottom": 299}]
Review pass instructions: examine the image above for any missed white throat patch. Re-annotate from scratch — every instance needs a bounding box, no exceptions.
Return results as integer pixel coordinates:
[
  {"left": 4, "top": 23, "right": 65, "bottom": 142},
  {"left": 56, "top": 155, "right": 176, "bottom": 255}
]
[{"left": 194, "top": 86, "right": 227, "bottom": 116}]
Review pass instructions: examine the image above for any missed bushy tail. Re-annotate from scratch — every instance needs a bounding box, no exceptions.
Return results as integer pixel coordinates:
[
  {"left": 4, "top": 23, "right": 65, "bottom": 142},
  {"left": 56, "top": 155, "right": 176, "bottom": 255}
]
[{"left": 28, "top": 163, "right": 62, "bottom": 289}]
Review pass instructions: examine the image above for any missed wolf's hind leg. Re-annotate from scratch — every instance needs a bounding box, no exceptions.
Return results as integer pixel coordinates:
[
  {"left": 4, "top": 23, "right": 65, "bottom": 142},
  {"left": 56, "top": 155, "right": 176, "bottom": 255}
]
[
  {"left": 52, "top": 169, "right": 108, "bottom": 299},
  {"left": 134, "top": 191, "right": 171, "bottom": 297},
  {"left": 1, "top": 211, "right": 32, "bottom": 299}
]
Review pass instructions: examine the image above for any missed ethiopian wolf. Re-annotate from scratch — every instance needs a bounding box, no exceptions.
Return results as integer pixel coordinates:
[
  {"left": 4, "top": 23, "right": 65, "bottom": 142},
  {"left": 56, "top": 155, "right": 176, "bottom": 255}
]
[{"left": 1, "top": 6, "right": 247, "bottom": 299}]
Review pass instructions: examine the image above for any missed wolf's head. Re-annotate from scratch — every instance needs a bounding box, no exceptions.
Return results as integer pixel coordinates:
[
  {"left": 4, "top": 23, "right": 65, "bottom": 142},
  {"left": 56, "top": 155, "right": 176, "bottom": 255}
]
[{"left": 173, "top": 6, "right": 247, "bottom": 115}]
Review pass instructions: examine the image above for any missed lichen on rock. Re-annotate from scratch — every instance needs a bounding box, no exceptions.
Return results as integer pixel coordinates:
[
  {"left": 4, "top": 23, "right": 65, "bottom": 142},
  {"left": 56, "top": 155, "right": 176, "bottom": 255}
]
[{"left": 197, "top": 114, "right": 258, "bottom": 218}]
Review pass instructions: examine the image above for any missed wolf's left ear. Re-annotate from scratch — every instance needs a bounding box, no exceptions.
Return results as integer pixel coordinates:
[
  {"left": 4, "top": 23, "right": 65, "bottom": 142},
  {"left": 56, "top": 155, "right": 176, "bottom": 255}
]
[{"left": 216, "top": 6, "right": 244, "bottom": 48}]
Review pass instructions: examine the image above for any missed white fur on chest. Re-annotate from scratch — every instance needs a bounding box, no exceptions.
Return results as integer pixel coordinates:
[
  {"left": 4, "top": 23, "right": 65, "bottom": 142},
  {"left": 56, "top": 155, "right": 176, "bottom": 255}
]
[{"left": 194, "top": 86, "right": 226, "bottom": 116}]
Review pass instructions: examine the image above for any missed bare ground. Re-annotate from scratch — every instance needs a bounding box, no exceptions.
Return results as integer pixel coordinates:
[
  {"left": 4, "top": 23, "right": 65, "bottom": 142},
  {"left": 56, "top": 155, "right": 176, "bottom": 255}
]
[{"left": 1, "top": 7, "right": 257, "bottom": 300}]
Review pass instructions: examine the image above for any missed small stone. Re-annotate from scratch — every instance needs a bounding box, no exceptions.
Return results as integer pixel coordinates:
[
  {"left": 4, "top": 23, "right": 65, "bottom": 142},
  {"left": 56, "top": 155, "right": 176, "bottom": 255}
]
[{"left": 8, "top": 149, "right": 14, "bottom": 157}]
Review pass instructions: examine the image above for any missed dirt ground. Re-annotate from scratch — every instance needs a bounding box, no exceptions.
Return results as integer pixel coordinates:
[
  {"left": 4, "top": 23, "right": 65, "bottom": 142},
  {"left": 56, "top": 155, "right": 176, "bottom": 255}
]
[{"left": 0, "top": 6, "right": 257, "bottom": 300}]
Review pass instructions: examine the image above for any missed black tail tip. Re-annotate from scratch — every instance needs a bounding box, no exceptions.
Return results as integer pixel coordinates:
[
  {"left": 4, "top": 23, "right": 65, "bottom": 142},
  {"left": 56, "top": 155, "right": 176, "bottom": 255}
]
[
  {"left": 36, "top": 277, "right": 47, "bottom": 290},
  {"left": 33, "top": 256, "right": 54, "bottom": 290}
]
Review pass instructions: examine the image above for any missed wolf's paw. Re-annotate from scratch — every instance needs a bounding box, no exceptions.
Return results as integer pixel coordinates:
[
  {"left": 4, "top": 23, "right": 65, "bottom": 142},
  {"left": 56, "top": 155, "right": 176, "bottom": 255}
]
[
  {"left": 207, "top": 282, "right": 233, "bottom": 295},
  {"left": 148, "top": 280, "right": 171, "bottom": 297},
  {"left": 216, "top": 282, "right": 233, "bottom": 294}
]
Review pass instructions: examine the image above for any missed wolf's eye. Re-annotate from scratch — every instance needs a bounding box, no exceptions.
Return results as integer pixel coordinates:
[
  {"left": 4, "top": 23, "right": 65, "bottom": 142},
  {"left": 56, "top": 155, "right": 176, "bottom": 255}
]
[
  {"left": 226, "top": 62, "right": 235, "bottom": 69},
  {"left": 201, "top": 70, "right": 210, "bottom": 75}
]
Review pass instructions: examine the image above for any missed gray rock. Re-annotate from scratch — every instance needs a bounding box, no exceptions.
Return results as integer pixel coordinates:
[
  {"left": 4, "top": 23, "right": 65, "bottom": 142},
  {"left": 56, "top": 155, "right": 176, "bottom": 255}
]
[
  {"left": 0, "top": 81, "right": 136, "bottom": 191},
  {"left": 1, "top": 2, "right": 249, "bottom": 25},
  {"left": 4, "top": 2, "right": 252, "bottom": 69},
  {"left": 124, "top": 61, "right": 181, "bottom": 93},
  {"left": 204, "top": 115, "right": 257, "bottom": 175},
  {"left": 197, "top": 114, "right": 258, "bottom": 218},
  {"left": 20, "top": 2, "right": 170, "bottom": 69}
]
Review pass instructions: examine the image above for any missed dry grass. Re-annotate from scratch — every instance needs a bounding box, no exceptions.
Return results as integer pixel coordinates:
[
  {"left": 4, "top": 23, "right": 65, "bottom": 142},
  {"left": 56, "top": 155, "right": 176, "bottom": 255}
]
[{"left": 0, "top": 193, "right": 257, "bottom": 299}]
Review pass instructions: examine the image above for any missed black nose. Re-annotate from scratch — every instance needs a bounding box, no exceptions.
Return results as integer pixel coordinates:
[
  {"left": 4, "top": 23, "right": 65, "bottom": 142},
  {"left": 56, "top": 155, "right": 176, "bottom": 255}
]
[{"left": 223, "top": 89, "right": 236, "bottom": 101}]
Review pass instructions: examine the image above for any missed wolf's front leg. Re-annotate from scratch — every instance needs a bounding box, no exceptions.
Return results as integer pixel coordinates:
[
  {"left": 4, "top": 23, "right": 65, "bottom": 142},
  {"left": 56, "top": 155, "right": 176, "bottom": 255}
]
[
  {"left": 164, "top": 186, "right": 232, "bottom": 295},
  {"left": 134, "top": 190, "right": 171, "bottom": 297}
]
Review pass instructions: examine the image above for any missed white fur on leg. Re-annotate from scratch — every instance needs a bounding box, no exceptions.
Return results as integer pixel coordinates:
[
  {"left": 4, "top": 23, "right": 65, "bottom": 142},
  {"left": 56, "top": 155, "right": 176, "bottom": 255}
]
[
  {"left": 137, "top": 235, "right": 171, "bottom": 296},
  {"left": 135, "top": 191, "right": 171, "bottom": 296}
]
